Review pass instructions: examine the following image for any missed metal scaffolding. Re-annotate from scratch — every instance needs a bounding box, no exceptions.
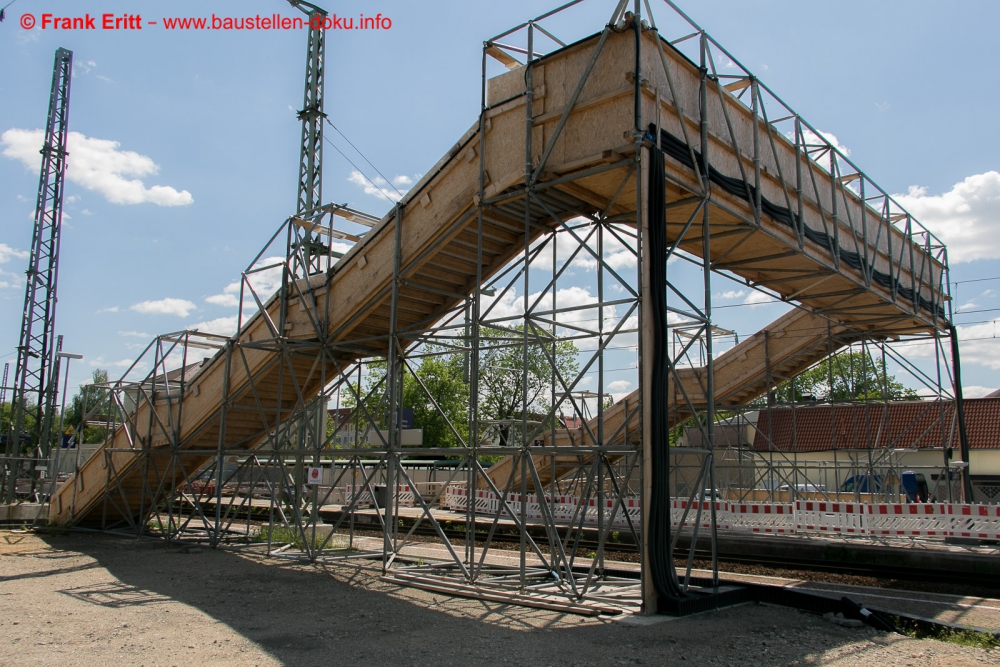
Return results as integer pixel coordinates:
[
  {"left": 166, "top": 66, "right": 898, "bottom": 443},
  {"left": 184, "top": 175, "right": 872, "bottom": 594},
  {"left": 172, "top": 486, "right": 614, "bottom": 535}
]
[{"left": 46, "top": 0, "right": 960, "bottom": 618}]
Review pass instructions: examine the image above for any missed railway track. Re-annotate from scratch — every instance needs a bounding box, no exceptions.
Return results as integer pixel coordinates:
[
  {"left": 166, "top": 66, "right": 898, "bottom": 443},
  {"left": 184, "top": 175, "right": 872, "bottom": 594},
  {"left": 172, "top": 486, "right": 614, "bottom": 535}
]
[{"left": 348, "top": 519, "right": 1000, "bottom": 591}]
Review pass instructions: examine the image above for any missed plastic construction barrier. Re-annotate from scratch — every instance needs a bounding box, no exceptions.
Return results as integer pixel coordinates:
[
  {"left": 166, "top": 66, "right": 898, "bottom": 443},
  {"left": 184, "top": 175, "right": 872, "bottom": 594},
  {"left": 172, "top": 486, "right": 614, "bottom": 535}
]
[
  {"left": 670, "top": 500, "right": 730, "bottom": 531},
  {"left": 730, "top": 502, "right": 795, "bottom": 534},
  {"left": 947, "top": 504, "right": 1000, "bottom": 540},
  {"left": 441, "top": 484, "right": 466, "bottom": 511},
  {"left": 583, "top": 497, "right": 640, "bottom": 527},
  {"left": 396, "top": 485, "right": 417, "bottom": 508},
  {"left": 443, "top": 486, "right": 499, "bottom": 515},
  {"left": 471, "top": 489, "right": 500, "bottom": 515},
  {"left": 499, "top": 493, "right": 582, "bottom": 523},
  {"left": 343, "top": 485, "right": 374, "bottom": 509},
  {"left": 549, "top": 494, "right": 581, "bottom": 523},
  {"left": 501, "top": 493, "right": 543, "bottom": 520},
  {"left": 866, "top": 503, "right": 950, "bottom": 537},
  {"left": 431, "top": 489, "right": 1000, "bottom": 540},
  {"left": 795, "top": 500, "right": 866, "bottom": 535},
  {"left": 343, "top": 484, "right": 416, "bottom": 509}
]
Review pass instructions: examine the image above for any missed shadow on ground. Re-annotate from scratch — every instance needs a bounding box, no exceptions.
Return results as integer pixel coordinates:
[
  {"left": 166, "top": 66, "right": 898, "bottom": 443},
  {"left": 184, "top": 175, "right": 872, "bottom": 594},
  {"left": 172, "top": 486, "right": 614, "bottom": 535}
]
[{"left": 25, "top": 531, "right": 929, "bottom": 667}]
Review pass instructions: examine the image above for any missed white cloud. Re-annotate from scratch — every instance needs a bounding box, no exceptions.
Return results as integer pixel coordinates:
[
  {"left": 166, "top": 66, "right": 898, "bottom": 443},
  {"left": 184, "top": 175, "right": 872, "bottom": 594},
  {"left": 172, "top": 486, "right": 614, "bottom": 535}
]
[
  {"left": 347, "top": 170, "right": 417, "bottom": 203},
  {"left": 0, "top": 244, "right": 29, "bottom": 289},
  {"left": 608, "top": 380, "right": 631, "bottom": 392},
  {"left": 186, "top": 315, "right": 239, "bottom": 336},
  {"left": 0, "top": 243, "right": 28, "bottom": 264},
  {"left": 87, "top": 356, "right": 141, "bottom": 372},
  {"left": 205, "top": 293, "right": 239, "bottom": 307},
  {"left": 983, "top": 289, "right": 997, "bottom": 298},
  {"left": 717, "top": 289, "right": 747, "bottom": 300},
  {"left": 205, "top": 256, "right": 286, "bottom": 309},
  {"left": 803, "top": 128, "right": 850, "bottom": 157},
  {"left": 953, "top": 319, "right": 1000, "bottom": 370},
  {"left": 787, "top": 128, "right": 850, "bottom": 173},
  {"left": 73, "top": 59, "right": 97, "bottom": 76},
  {"left": 2, "top": 129, "right": 193, "bottom": 206},
  {"left": 963, "top": 385, "right": 998, "bottom": 398},
  {"left": 527, "top": 223, "right": 638, "bottom": 275},
  {"left": 119, "top": 330, "right": 152, "bottom": 338},
  {"left": 742, "top": 290, "right": 773, "bottom": 307},
  {"left": 96, "top": 306, "right": 119, "bottom": 313},
  {"left": 130, "top": 298, "right": 197, "bottom": 317},
  {"left": 894, "top": 172, "right": 1000, "bottom": 263}
]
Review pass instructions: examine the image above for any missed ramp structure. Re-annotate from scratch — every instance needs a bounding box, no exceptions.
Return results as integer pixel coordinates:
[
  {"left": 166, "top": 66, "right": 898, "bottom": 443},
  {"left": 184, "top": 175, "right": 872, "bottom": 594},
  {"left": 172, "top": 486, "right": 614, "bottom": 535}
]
[{"left": 50, "top": 2, "right": 955, "bottom": 614}]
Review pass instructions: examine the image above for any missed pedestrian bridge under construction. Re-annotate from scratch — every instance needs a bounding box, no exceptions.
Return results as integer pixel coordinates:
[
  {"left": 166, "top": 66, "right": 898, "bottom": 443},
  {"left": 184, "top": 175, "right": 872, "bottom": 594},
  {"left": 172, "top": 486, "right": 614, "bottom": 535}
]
[{"left": 45, "top": 2, "right": 959, "bottom": 614}]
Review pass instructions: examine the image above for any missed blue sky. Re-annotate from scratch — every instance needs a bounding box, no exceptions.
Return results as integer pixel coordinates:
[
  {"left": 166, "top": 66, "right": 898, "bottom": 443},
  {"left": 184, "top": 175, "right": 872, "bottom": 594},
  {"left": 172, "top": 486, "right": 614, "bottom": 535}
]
[{"left": 2, "top": 0, "right": 999, "bottom": 401}]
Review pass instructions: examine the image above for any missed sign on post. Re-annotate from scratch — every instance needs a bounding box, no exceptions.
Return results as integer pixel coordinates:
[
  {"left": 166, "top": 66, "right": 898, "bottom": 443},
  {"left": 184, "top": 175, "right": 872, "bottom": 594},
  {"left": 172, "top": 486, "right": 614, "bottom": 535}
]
[{"left": 306, "top": 467, "right": 322, "bottom": 485}]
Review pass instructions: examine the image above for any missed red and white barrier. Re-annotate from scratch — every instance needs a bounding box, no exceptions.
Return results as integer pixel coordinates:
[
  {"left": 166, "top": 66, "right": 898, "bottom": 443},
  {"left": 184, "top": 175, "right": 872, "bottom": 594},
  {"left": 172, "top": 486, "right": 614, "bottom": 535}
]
[
  {"left": 947, "top": 504, "right": 1000, "bottom": 540},
  {"left": 343, "top": 485, "right": 373, "bottom": 509},
  {"left": 866, "top": 503, "right": 950, "bottom": 537},
  {"left": 730, "top": 503, "right": 795, "bottom": 534},
  {"left": 396, "top": 484, "right": 417, "bottom": 508},
  {"left": 471, "top": 489, "right": 499, "bottom": 515},
  {"left": 795, "top": 501, "right": 866, "bottom": 535},
  {"left": 502, "top": 493, "right": 543, "bottom": 520},
  {"left": 431, "top": 487, "right": 1000, "bottom": 541},
  {"left": 581, "top": 497, "right": 641, "bottom": 527},
  {"left": 671, "top": 500, "right": 730, "bottom": 531}
]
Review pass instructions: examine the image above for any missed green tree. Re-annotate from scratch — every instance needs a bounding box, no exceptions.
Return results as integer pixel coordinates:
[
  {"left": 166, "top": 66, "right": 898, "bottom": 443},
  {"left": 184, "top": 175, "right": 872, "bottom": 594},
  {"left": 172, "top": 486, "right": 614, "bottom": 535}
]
[
  {"left": 770, "top": 351, "right": 917, "bottom": 403},
  {"left": 477, "top": 326, "right": 579, "bottom": 446},
  {"left": 62, "top": 369, "right": 111, "bottom": 444},
  {"left": 1, "top": 399, "right": 37, "bottom": 455},
  {"left": 342, "top": 328, "right": 579, "bottom": 449},
  {"left": 343, "top": 347, "right": 469, "bottom": 448}
]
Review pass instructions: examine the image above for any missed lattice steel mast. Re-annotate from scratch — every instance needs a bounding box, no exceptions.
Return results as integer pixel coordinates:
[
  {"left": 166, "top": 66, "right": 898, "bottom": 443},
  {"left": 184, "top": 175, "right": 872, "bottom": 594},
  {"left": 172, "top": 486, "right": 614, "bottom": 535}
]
[
  {"left": 288, "top": 0, "right": 327, "bottom": 276},
  {"left": 4, "top": 48, "right": 73, "bottom": 502}
]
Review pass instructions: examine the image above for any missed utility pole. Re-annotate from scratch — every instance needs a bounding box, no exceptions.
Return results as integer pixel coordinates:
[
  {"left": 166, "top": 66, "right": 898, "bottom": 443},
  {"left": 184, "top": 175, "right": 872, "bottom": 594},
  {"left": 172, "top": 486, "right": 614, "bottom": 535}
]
[{"left": 4, "top": 48, "right": 73, "bottom": 503}]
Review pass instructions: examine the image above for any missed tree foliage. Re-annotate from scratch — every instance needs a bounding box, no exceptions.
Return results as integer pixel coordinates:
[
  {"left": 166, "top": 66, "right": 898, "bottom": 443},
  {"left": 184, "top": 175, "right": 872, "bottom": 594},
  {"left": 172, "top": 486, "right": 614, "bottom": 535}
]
[
  {"left": 477, "top": 326, "right": 579, "bottom": 446},
  {"left": 341, "top": 328, "right": 579, "bottom": 449},
  {"left": 770, "top": 351, "right": 917, "bottom": 403},
  {"left": 343, "top": 347, "right": 469, "bottom": 448},
  {"left": 62, "top": 369, "right": 111, "bottom": 444}
]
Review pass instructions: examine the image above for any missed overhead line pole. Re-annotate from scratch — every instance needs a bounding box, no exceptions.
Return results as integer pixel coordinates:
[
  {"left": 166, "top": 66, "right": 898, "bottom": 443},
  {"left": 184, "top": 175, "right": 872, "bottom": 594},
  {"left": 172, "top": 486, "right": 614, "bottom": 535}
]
[{"left": 5, "top": 47, "right": 73, "bottom": 503}]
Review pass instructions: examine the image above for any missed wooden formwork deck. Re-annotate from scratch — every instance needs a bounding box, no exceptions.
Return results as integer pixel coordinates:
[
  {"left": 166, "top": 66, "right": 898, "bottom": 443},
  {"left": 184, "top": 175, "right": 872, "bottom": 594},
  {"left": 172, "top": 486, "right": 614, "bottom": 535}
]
[{"left": 51, "top": 26, "right": 943, "bottom": 526}]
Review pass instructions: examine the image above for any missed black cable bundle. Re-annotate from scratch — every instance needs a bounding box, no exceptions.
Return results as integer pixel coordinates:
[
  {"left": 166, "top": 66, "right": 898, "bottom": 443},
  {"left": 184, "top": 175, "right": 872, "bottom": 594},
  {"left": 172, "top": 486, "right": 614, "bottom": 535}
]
[
  {"left": 646, "top": 124, "right": 944, "bottom": 320},
  {"left": 647, "top": 144, "right": 685, "bottom": 601}
]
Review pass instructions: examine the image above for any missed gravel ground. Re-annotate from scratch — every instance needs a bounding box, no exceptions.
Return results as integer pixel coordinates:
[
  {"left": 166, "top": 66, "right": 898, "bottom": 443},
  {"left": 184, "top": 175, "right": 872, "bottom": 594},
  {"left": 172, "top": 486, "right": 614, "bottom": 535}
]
[{"left": 1, "top": 529, "right": 997, "bottom": 666}]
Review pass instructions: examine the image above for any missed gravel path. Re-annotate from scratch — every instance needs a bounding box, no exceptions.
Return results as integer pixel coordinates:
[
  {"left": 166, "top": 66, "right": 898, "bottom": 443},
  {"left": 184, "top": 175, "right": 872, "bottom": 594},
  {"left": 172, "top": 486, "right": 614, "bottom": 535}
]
[{"left": 0, "top": 530, "right": 997, "bottom": 666}]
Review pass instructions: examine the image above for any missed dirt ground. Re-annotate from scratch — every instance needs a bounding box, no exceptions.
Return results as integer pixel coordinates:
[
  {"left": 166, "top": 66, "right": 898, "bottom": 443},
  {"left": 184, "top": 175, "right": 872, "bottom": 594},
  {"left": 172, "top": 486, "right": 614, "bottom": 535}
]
[{"left": 0, "top": 530, "right": 997, "bottom": 667}]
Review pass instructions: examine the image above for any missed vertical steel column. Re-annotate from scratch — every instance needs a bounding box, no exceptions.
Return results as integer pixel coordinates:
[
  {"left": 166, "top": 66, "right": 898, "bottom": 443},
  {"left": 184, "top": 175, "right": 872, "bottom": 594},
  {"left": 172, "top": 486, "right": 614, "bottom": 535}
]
[
  {"left": 212, "top": 340, "right": 233, "bottom": 547},
  {"left": 467, "top": 41, "right": 491, "bottom": 576},
  {"left": 750, "top": 78, "right": 762, "bottom": 227},
  {"left": 6, "top": 48, "right": 73, "bottom": 503},
  {"left": 949, "top": 324, "right": 974, "bottom": 502},
  {"left": 698, "top": 33, "right": 719, "bottom": 587},
  {"left": 519, "top": 22, "right": 535, "bottom": 589},
  {"left": 636, "top": 5, "right": 655, "bottom": 615},
  {"left": 384, "top": 202, "right": 404, "bottom": 570}
]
